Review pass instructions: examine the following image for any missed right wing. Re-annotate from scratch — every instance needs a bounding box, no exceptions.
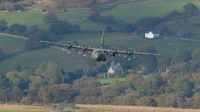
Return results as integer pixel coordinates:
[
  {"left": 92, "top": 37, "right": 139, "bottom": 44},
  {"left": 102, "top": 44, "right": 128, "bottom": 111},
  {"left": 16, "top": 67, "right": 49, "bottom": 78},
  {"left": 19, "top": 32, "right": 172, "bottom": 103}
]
[{"left": 40, "top": 40, "right": 96, "bottom": 51}]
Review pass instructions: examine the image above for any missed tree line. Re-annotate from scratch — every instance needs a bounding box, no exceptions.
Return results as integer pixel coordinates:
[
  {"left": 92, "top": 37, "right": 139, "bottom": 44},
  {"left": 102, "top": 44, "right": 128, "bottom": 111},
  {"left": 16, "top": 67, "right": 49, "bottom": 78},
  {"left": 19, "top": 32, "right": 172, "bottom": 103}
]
[
  {"left": 1, "top": 52, "right": 200, "bottom": 109},
  {"left": 88, "top": 3, "right": 199, "bottom": 35}
]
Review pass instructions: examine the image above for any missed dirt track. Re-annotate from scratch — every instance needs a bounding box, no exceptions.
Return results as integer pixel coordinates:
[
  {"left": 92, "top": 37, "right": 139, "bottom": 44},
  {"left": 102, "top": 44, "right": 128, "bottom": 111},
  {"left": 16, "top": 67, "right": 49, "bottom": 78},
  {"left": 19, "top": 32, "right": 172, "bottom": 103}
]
[{"left": 76, "top": 104, "right": 200, "bottom": 112}]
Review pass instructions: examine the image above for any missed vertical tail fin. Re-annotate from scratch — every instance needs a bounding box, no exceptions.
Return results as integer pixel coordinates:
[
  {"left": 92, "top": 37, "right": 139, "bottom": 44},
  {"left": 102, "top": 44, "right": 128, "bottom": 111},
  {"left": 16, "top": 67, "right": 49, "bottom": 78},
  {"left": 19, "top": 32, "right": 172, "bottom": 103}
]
[{"left": 101, "top": 30, "right": 105, "bottom": 48}]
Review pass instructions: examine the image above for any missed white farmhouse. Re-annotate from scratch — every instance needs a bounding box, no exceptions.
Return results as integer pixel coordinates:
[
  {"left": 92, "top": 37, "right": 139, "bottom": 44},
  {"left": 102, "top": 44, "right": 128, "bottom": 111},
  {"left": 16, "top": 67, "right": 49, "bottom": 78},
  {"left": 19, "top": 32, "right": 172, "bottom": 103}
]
[
  {"left": 108, "top": 62, "right": 120, "bottom": 74},
  {"left": 145, "top": 31, "right": 161, "bottom": 39}
]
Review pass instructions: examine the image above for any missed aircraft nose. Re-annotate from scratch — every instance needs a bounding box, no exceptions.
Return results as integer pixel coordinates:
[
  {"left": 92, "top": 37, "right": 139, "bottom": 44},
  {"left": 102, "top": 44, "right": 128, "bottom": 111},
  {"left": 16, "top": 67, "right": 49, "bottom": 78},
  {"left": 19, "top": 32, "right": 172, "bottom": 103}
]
[{"left": 95, "top": 54, "right": 98, "bottom": 58}]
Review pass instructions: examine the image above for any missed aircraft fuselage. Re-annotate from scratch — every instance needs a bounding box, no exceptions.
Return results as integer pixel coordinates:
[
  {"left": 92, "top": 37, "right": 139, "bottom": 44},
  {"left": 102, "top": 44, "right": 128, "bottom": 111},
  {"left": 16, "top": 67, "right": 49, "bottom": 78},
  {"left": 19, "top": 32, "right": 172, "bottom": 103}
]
[{"left": 91, "top": 49, "right": 106, "bottom": 61}]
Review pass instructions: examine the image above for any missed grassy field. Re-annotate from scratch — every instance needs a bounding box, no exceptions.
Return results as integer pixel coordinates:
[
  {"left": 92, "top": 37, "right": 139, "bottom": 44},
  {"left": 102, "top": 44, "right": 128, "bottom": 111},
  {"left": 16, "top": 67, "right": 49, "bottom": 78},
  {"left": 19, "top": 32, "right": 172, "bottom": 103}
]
[
  {"left": 0, "top": 104, "right": 55, "bottom": 112},
  {"left": 50, "top": 32, "right": 200, "bottom": 58},
  {"left": 97, "top": 74, "right": 153, "bottom": 84},
  {"left": 99, "top": 0, "right": 197, "bottom": 23},
  {"left": 98, "top": 78, "right": 125, "bottom": 84},
  {"left": 163, "top": 14, "right": 200, "bottom": 40},
  {"left": 76, "top": 104, "right": 200, "bottom": 112},
  {"left": 1, "top": 0, "right": 200, "bottom": 72},
  {"left": 56, "top": 10, "right": 90, "bottom": 20},
  {"left": 1, "top": 32, "right": 200, "bottom": 72},
  {"left": 0, "top": 47, "right": 94, "bottom": 72},
  {"left": 1, "top": 104, "right": 199, "bottom": 112},
  {"left": 0, "top": 10, "right": 45, "bottom": 26},
  {"left": 0, "top": 35, "right": 26, "bottom": 47},
  {"left": 0, "top": 9, "right": 90, "bottom": 26}
]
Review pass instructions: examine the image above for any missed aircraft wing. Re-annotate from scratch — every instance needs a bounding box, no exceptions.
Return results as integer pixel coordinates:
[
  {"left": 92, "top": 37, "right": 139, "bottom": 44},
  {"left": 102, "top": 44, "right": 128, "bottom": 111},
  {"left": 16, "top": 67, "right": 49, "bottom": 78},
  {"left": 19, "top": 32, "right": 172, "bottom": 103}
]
[
  {"left": 103, "top": 48, "right": 160, "bottom": 57},
  {"left": 132, "top": 51, "right": 160, "bottom": 56},
  {"left": 40, "top": 40, "right": 95, "bottom": 51}
]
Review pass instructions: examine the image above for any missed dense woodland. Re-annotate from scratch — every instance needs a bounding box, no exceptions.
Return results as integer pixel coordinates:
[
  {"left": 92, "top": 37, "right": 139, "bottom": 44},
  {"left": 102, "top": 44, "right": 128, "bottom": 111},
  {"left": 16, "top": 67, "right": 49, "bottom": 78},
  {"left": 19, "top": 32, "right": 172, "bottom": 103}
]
[{"left": 1, "top": 1, "right": 200, "bottom": 110}]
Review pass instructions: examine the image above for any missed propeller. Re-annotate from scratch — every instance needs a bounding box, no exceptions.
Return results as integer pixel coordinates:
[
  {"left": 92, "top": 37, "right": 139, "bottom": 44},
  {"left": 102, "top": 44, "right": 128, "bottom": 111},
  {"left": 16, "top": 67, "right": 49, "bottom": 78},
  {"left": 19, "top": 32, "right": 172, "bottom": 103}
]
[
  {"left": 126, "top": 48, "right": 134, "bottom": 60},
  {"left": 110, "top": 47, "right": 118, "bottom": 58},
  {"left": 62, "top": 41, "right": 73, "bottom": 53},
  {"left": 78, "top": 43, "right": 89, "bottom": 56}
]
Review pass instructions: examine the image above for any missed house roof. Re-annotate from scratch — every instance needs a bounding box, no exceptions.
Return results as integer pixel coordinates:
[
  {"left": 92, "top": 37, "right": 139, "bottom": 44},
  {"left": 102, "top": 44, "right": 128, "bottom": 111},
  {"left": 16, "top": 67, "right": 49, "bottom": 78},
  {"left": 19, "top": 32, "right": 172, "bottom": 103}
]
[
  {"left": 177, "top": 30, "right": 191, "bottom": 34},
  {"left": 151, "top": 31, "right": 161, "bottom": 34},
  {"left": 108, "top": 62, "right": 120, "bottom": 72},
  {"left": 109, "top": 65, "right": 119, "bottom": 71},
  {"left": 145, "top": 31, "right": 161, "bottom": 34}
]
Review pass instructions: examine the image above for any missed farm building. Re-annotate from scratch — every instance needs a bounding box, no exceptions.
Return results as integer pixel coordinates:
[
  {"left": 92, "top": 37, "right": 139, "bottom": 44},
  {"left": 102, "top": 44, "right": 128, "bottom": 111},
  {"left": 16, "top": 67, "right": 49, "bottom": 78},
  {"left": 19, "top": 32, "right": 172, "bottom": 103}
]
[
  {"left": 108, "top": 62, "right": 120, "bottom": 74},
  {"left": 145, "top": 31, "right": 161, "bottom": 39},
  {"left": 176, "top": 30, "right": 191, "bottom": 38},
  {"left": 166, "top": 66, "right": 171, "bottom": 73}
]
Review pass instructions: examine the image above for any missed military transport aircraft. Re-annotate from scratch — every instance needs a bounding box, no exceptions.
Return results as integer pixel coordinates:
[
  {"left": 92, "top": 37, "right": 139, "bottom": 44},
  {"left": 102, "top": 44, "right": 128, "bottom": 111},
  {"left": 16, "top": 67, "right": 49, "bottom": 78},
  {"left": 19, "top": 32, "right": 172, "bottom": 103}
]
[{"left": 40, "top": 30, "right": 160, "bottom": 61}]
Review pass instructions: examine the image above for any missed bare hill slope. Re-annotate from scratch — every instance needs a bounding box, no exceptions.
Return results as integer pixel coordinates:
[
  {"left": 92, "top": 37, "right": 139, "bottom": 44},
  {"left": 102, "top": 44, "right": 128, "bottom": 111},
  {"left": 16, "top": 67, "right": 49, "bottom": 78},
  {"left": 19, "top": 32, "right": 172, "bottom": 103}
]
[{"left": 30, "top": 0, "right": 140, "bottom": 11}]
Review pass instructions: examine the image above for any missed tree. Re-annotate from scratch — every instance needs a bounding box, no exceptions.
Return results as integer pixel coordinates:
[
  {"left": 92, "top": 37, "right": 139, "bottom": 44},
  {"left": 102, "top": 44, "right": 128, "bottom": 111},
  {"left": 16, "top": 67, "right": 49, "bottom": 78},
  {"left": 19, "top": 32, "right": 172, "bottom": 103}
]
[
  {"left": 138, "top": 75, "right": 164, "bottom": 96},
  {"left": 193, "top": 93, "right": 200, "bottom": 108},
  {"left": 136, "top": 46, "right": 158, "bottom": 73},
  {"left": 88, "top": 10, "right": 101, "bottom": 22},
  {"left": 163, "top": 10, "right": 180, "bottom": 21},
  {"left": 134, "top": 17, "right": 162, "bottom": 33},
  {"left": 123, "top": 91, "right": 139, "bottom": 105},
  {"left": 183, "top": 3, "right": 199, "bottom": 14},
  {"left": 21, "top": 94, "right": 32, "bottom": 105},
  {"left": 48, "top": 21, "right": 73, "bottom": 35},
  {"left": 43, "top": 13, "right": 58, "bottom": 23},
  {"left": 27, "top": 25, "right": 39, "bottom": 36},
  {"left": 119, "top": 23, "right": 134, "bottom": 33},
  {"left": 98, "top": 94, "right": 112, "bottom": 104},
  {"left": 110, "top": 78, "right": 121, "bottom": 91},
  {"left": 73, "top": 24, "right": 80, "bottom": 31},
  {"left": 43, "top": 62, "right": 64, "bottom": 85},
  {"left": 67, "top": 69, "right": 83, "bottom": 83},
  {"left": 0, "top": 70, "right": 10, "bottom": 89},
  {"left": 0, "top": 20, "right": 8, "bottom": 32},
  {"left": 6, "top": 71, "right": 28, "bottom": 90},
  {"left": 48, "top": 84, "right": 61, "bottom": 103},
  {"left": 155, "top": 93, "right": 179, "bottom": 107},
  {"left": 8, "top": 23, "right": 27, "bottom": 36},
  {"left": 8, "top": 0, "right": 21, "bottom": 3},
  {"left": 0, "top": 89, "right": 8, "bottom": 103},
  {"left": 29, "top": 75, "right": 45, "bottom": 90},
  {"left": 38, "top": 85, "right": 50, "bottom": 103},
  {"left": 123, "top": 74, "right": 144, "bottom": 90},
  {"left": 25, "top": 30, "right": 50, "bottom": 49},
  {"left": 72, "top": 76, "right": 100, "bottom": 90},
  {"left": 0, "top": 49, "right": 5, "bottom": 60},
  {"left": 105, "top": 26, "right": 114, "bottom": 32},
  {"left": 171, "top": 78, "right": 193, "bottom": 98},
  {"left": 101, "top": 15, "right": 115, "bottom": 24},
  {"left": 171, "top": 50, "right": 191, "bottom": 65},
  {"left": 9, "top": 89, "right": 23, "bottom": 103},
  {"left": 192, "top": 48, "right": 200, "bottom": 60},
  {"left": 136, "top": 96, "right": 156, "bottom": 106},
  {"left": 80, "top": 86, "right": 101, "bottom": 97}
]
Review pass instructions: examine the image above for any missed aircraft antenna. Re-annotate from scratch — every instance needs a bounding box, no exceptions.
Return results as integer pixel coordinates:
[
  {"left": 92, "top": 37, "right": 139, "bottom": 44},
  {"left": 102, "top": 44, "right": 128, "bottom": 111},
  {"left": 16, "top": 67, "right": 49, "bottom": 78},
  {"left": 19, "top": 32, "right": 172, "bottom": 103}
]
[{"left": 101, "top": 30, "right": 105, "bottom": 48}]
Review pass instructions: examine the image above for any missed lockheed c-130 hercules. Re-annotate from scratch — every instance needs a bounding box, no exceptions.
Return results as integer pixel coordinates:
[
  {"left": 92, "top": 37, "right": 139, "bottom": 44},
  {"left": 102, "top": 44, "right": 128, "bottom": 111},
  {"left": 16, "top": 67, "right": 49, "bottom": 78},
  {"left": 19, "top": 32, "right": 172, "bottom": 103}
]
[{"left": 40, "top": 30, "right": 160, "bottom": 61}]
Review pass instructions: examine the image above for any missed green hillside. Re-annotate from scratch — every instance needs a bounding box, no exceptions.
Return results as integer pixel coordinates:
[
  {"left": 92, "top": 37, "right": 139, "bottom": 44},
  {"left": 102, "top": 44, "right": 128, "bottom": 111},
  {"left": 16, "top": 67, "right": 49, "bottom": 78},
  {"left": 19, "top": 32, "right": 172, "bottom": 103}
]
[
  {"left": 1, "top": 0, "right": 200, "bottom": 72},
  {"left": 1, "top": 32, "right": 200, "bottom": 72},
  {"left": 0, "top": 47, "right": 94, "bottom": 72},
  {"left": 99, "top": 0, "right": 198, "bottom": 23},
  {"left": 0, "top": 10, "right": 45, "bottom": 26},
  {"left": 0, "top": 35, "right": 26, "bottom": 46}
]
